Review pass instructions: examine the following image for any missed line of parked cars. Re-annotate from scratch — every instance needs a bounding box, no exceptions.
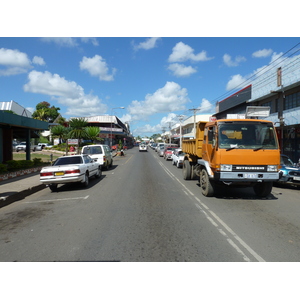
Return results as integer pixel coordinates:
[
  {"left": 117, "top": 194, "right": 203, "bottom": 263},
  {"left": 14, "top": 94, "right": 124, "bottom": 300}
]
[
  {"left": 149, "top": 142, "right": 185, "bottom": 168},
  {"left": 40, "top": 144, "right": 114, "bottom": 192}
]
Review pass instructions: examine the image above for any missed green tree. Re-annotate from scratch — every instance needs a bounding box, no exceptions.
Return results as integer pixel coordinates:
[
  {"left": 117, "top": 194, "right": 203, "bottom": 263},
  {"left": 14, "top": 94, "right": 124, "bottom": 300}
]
[
  {"left": 85, "top": 126, "right": 103, "bottom": 144},
  {"left": 68, "top": 118, "right": 88, "bottom": 153},
  {"left": 32, "top": 101, "right": 60, "bottom": 122},
  {"left": 51, "top": 125, "right": 71, "bottom": 155}
]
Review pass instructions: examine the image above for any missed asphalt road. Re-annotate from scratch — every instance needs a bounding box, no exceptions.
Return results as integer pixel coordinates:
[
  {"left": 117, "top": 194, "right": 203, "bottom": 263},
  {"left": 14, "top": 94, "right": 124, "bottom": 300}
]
[{"left": 1, "top": 146, "right": 300, "bottom": 262}]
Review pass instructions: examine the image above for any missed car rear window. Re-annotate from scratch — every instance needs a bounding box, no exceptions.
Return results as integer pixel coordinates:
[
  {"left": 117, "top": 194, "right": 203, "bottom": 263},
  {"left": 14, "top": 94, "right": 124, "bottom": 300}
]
[
  {"left": 82, "top": 146, "right": 103, "bottom": 155},
  {"left": 54, "top": 156, "right": 83, "bottom": 165}
]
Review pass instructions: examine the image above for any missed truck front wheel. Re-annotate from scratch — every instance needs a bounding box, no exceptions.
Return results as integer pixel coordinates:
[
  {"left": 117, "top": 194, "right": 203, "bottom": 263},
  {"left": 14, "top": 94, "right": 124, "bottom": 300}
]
[
  {"left": 253, "top": 182, "right": 273, "bottom": 198},
  {"left": 200, "top": 169, "right": 215, "bottom": 197},
  {"left": 183, "top": 160, "right": 192, "bottom": 180}
]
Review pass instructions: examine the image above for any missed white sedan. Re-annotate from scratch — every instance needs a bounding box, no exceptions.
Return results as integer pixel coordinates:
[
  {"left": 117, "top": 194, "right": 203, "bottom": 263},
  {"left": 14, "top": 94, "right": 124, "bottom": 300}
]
[
  {"left": 40, "top": 154, "right": 101, "bottom": 192},
  {"left": 171, "top": 149, "right": 185, "bottom": 168}
]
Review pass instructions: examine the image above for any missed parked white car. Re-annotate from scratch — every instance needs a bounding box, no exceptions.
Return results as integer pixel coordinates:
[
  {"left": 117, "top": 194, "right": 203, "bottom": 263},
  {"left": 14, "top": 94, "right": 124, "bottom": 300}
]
[
  {"left": 81, "top": 144, "right": 113, "bottom": 170},
  {"left": 38, "top": 143, "right": 53, "bottom": 149},
  {"left": 16, "top": 142, "right": 41, "bottom": 152},
  {"left": 40, "top": 154, "right": 101, "bottom": 192},
  {"left": 171, "top": 148, "right": 185, "bottom": 168}
]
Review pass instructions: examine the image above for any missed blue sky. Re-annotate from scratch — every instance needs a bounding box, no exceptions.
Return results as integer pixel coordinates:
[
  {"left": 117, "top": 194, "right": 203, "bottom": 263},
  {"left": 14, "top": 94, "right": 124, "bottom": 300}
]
[
  {"left": 1, "top": 37, "right": 300, "bottom": 137},
  {"left": 1, "top": 1, "right": 299, "bottom": 137}
]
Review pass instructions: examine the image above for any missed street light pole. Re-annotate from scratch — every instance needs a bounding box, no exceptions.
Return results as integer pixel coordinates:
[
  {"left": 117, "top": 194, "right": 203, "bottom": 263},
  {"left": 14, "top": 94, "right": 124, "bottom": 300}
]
[{"left": 110, "top": 107, "right": 125, "bottom": 149}]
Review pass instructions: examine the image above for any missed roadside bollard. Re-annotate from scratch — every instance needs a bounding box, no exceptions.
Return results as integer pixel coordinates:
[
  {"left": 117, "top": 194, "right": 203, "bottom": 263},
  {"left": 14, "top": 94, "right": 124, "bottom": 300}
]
[{"left": 50, "top": 154, "right": 53, "bottom": 164}]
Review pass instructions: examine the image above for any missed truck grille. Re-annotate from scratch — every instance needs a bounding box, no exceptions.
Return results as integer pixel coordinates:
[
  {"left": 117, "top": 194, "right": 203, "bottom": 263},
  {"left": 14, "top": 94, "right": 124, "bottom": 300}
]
[{"left": 232, "top": 165, "right": 267, "bottom": 172}]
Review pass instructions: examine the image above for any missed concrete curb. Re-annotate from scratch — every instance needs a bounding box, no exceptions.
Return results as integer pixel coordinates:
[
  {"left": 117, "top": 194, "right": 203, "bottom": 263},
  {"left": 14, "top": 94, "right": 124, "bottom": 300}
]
[{"left": 0, "top": 183, "right": 46, "bottom": 209}]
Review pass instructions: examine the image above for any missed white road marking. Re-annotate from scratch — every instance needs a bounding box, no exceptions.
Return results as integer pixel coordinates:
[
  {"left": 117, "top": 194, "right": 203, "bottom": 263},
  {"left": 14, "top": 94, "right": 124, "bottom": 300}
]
[
  {"left": 24, "top": 195, "right": 89, "bottom": 204},
  {"left": 158, "top": 157, "right": 265, "bottom": 262}
]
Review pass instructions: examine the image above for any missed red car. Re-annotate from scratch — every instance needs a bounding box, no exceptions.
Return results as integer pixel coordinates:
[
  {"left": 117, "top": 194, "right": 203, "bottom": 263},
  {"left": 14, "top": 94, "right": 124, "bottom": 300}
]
[{"left": 163, "top": 147, "right": 178, "bottom": 160}]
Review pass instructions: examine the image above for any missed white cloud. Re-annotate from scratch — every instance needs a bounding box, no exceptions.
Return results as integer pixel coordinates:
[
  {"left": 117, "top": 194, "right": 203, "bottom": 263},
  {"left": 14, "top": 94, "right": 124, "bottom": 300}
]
[
  {"left": 80, "top": 37, "right": 99, "bottom": 46},
  {"left": 40, "top": 37, "right": 78, "bottom": 47},
  {"left": 168, "top": 42, "right": 213, "bottom": 63},
  {"left": 40, "top": 37, "right": 99, "bottom": 47},
  {"left": 127, "top": 81, "right": 190, "bottom": 120},
  {"left": 132, "top": 113, "right": 177, "bottom": 136},
  {"left": 252, "top": 48, "right": 273, "bottom": 58},
  {"left": 168, "top": 63, "right": 197, "bottom": 77},
  {"left": 198, "top": 98, "right": 213, "bottom": 113},
  {"left": 79, "top": 55, "right": 116, "bottom": 81},
  {"left": 0, "top": 48, "right": 32, "bottom": 76},
  {"left": 133, "top": 37, "right": 161, "bottom": 51},
  {"left": 226, "top": 74, "right": 247, "bottom": 90},
  {"left": 32, "top": 56, "right": 45, "bottom": 66},
  {"left": 23, "top": 70, "right": 108, "bottom": 116},
  {"left": 223, "top": 54, "right": 246, "bottom": 67}
]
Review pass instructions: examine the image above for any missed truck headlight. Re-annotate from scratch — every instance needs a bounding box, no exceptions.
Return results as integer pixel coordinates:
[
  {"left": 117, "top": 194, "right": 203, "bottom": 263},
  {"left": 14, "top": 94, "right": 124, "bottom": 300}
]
[
  {"left": 221, "top": 164, "right": 232, "bottom": 171},
  {"left": 267, "top": 165, "right": 277, "bottom": 172}
]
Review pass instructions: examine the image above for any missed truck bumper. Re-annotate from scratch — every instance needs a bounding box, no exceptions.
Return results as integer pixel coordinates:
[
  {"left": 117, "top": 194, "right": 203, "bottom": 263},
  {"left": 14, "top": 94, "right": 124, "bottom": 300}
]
[{"left": 215, "top": 171, "right": 279, "bottom": 182}]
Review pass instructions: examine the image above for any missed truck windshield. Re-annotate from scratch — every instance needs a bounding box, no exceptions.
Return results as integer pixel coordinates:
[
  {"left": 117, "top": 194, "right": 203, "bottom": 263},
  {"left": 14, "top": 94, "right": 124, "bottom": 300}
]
[{"left": 218, "top": 122, "right": 278, "bottom": 150}]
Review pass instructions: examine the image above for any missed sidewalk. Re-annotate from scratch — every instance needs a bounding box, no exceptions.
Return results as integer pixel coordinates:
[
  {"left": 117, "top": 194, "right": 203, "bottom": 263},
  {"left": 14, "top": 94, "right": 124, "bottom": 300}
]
[{"left": 0, "top": 172, "right": 45, "bottom": 209}]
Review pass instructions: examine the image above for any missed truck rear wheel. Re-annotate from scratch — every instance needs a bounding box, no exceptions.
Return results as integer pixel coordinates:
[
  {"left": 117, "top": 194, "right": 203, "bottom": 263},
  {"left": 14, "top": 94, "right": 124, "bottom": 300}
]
[
  {"left": 183, "top": 160, "right": 192, "bottom": 180},
  {"left": 253, "top": 182, "right": 273, "bottom": 197},
  {"left": 200, "top": 169, "right": 215, "bottom": 197}
]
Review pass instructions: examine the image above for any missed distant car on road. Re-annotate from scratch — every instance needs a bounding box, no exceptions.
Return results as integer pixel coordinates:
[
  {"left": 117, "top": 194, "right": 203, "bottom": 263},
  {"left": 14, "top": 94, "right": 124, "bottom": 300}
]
[
  {"left": 276, "top": 154, "right": 300, "bottom": 188},
  {"left": 40, "top": 154, "right": 101, "bottom": 192},
  {"left": 139, "top": 143, "right": 147, "bottom": 152}
]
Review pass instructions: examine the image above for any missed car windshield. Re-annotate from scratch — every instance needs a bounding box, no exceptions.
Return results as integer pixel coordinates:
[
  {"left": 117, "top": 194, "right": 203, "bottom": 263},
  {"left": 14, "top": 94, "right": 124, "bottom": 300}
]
[
  {"left": 281, "top": 156, "right": 294, "bottom": 167},
  {"left": 218, "top": 122, "right": 278, "bottom": 150},
  {"left": 53, "top": 156, "right": 83, "bottom": 165}
]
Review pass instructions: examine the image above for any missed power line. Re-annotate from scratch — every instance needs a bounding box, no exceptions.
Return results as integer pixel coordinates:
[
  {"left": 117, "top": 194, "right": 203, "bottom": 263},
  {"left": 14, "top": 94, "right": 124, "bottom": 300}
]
[{"left": 212, "top": 41, "right": 300, "bottom": 104}]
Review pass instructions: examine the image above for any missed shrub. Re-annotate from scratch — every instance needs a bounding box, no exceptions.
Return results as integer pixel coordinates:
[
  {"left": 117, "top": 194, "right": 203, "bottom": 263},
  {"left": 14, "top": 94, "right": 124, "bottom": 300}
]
[
  {"left": 18, "top": 160, "right": 34, "bottom": 169},
  {"left": 0, "top": 163, "right": 8, "bottom": 173},
  {"left": 32, "top": 157, "right": 43, "bottom": 166},
  {"left": 6, "top": 160, "right": 20, "bottom": 171}
]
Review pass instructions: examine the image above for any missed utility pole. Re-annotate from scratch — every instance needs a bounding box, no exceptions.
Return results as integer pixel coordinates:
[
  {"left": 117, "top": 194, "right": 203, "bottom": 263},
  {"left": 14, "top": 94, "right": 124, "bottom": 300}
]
[
  {"left": 161, "top": 126, "right": 166, "bottom": 143},
  {"left": 177, "top": 115, "right": 184, "bottom": 148},
  {"left": 189, "top": 108, "right": 200, "bottom": 139},
  {"left": 168, "top": 122, "right": 173, "bottom": 143}
]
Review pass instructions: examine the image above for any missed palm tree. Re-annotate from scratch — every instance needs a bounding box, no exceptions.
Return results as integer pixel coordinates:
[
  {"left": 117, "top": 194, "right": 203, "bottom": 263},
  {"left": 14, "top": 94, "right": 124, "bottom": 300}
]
[
  {"left": 34, "top": 108, "right": 47, "bottom": 121},
  {"left": 51, "top": 125, "right": 70, "bottom": 155},
  {"left": 68, "top": 118, "right": 88, "bottom": 153},
  {"left": 85, "top": 126, "right": 103, "bottom": 144}
]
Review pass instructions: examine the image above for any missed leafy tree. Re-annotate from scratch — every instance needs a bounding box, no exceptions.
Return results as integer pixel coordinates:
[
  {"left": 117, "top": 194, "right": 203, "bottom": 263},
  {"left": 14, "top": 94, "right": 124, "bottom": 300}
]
[
  {"left": 51, "top": 125, "right": 71, "bottom": 155},
  {"left": 68, "top": 118, "right": 88, "bottom": 153},
  {"left": 32, "top": 101, "right": 60, "bottom": 122},
  {"left": 85, "top": 126, "right": 103, "bottom": 144}
]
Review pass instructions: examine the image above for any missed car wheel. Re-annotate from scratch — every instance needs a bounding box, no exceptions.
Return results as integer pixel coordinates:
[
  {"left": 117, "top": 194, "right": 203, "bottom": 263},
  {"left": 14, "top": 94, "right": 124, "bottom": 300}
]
[
  {"left": 49, "top": 184, "right": 58, "bottom": 192},
  {"left": 82, "top": 173, "right": 89, "bottom": 187},
  {"left": 95, "top": 167, "right": 102, "bottom": 178}
]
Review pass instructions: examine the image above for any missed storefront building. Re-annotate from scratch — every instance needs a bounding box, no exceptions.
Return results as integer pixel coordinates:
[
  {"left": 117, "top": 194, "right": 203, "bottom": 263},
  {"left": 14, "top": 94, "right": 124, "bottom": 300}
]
[{"left": 214, "top": 54, "right": 300, "bottom": 162}]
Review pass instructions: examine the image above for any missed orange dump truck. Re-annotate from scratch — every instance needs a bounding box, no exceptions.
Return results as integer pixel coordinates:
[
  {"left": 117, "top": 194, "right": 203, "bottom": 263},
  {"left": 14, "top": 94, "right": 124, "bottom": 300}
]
[{"left": 182, "top": 118, "right": 281, "bottom": 197}]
